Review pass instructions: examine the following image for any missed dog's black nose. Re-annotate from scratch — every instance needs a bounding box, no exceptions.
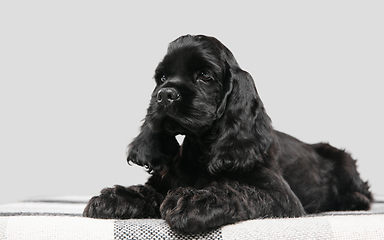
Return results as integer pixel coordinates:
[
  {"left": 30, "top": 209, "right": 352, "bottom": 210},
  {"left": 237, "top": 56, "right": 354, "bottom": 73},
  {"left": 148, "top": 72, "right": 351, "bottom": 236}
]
[{"left": 157, "top": 88, "right": 180, "bottom": 105}]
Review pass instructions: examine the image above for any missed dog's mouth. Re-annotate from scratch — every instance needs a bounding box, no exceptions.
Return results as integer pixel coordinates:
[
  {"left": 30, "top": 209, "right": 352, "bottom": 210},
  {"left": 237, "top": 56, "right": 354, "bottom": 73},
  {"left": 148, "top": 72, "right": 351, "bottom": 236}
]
[{"left": 150, "top": 105, "right": 215, "bottom": 136}]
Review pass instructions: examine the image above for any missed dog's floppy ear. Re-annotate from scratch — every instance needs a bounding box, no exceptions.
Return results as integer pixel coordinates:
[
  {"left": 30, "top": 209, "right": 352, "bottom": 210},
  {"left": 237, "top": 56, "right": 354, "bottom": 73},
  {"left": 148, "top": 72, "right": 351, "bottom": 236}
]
[
  {"left": 208, "top": 61, "right": 275, "bottom": 174},
  {"left": 127, "top": 119, "right": 180, "bottom": 172}
]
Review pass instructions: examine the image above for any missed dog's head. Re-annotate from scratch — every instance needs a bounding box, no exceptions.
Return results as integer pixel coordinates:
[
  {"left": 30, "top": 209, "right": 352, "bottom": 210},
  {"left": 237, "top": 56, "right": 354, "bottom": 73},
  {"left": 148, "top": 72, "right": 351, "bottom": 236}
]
[
  {"left": 128, "top": 35, "right": 274, "bottom": 174},
  {"left": 147, "top": 35, "right": 233, "bottom": 136}
]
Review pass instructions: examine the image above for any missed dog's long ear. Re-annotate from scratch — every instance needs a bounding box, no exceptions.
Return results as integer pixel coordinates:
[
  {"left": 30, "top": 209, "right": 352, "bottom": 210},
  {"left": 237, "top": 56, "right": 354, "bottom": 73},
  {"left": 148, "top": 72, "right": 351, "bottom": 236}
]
[
  {"left": 127, "top": 119, "right": 180, "bottom": 173},
  {"left": 207, "top": 61, "right": 275, "bottom": 174}
]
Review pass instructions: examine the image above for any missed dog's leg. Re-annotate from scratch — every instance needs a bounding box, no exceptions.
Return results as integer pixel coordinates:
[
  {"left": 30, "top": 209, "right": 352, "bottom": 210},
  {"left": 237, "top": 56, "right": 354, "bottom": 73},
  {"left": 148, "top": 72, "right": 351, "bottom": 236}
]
[
  {"left": 160, "top": 180, "right": 305, "bottom": 234},
  {"left": 83, "top": 184, "right": 164, "bottom": 219},
  {"left": 312, "top": 143, "right": 373, "bottom": 211}
]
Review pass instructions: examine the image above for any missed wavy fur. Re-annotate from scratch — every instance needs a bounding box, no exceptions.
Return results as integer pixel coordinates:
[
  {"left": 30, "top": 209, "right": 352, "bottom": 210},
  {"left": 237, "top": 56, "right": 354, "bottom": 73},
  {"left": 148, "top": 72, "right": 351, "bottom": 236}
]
[{"left": 84, "top": 35, "right": 372, "bottom": 234}]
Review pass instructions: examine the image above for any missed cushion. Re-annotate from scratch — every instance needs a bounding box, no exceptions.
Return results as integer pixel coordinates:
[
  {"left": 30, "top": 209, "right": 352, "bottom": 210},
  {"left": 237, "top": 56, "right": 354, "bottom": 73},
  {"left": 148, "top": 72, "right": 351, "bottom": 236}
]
[{"left": 1, "top": 195, "right": 383, "bottom": 239}]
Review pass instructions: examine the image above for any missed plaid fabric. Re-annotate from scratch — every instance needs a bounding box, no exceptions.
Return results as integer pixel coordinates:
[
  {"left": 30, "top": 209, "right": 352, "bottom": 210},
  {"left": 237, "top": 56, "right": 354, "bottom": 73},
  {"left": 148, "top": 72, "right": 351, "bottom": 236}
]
[
  {"left": 0, "top": 195, "right": 383, "bottom": 239},
  {"left": 114, "top": 219, "right": 222, "bottom": 240}
]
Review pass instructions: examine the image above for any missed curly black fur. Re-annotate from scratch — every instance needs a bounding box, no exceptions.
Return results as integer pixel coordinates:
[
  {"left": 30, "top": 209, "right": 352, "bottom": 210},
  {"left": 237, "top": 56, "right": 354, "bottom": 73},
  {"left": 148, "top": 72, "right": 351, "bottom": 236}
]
[{"left": 83, "top": 35, "right": 372, "bottom": 234}]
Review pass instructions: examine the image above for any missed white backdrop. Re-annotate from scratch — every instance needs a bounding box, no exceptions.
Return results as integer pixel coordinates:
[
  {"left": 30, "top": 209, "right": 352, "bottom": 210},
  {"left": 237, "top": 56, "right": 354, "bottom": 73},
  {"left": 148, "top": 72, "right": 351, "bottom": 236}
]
[{"left": 1, "top": 1, "right": 383, "bottom": 204}]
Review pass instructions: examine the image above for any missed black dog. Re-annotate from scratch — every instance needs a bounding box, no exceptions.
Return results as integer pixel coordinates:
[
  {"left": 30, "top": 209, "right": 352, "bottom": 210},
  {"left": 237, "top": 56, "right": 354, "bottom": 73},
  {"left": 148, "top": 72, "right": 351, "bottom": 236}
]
[{"left": 83, "top": 35, "right": 372, "bottom": 234}]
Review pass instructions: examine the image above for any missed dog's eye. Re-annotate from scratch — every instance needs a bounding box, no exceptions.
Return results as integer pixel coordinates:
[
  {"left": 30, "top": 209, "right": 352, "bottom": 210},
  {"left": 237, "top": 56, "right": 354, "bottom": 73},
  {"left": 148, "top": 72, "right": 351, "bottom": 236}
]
[
  {"left": 160, "top": 75, "right": 167, "bottom": 82},
  {"left": 197, "top": 72, "right": 212, "bottom": 82}
]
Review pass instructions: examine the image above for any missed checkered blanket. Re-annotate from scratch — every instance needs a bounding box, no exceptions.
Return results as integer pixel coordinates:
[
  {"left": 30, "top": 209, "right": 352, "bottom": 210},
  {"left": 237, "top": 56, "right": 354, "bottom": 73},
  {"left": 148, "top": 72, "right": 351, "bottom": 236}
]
[{"left": 1, "top": 195, "right": 384, "bottom": 239}]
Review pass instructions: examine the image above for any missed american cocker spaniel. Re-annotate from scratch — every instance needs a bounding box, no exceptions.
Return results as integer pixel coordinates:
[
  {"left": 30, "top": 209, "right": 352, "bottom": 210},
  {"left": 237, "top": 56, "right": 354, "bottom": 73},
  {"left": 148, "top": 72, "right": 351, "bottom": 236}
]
[{"left": 83, "top": 35, "right": 372, "bottom": 234}]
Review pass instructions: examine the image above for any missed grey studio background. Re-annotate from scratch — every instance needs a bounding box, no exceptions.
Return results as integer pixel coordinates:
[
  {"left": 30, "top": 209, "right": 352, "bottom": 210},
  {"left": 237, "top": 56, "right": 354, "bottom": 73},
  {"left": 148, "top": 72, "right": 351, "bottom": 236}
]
[{"left": 1, "top": 1, "right": 383, "bottom": 205}]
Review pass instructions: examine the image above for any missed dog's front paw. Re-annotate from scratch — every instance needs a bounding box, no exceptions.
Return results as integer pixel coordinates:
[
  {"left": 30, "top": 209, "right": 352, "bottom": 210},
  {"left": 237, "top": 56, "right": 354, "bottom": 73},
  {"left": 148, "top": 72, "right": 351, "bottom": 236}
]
[
  {"left": 83, "top": 185, "right": 162, "bottom": 219},
  {"left": 160, "top": 187, "right": 229, "bottom": 234}
]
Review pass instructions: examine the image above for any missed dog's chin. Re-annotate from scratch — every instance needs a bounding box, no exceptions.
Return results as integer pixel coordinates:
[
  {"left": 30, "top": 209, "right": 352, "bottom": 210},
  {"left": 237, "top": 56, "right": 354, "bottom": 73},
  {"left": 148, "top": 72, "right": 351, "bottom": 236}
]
[
  {"left": 163, "top": 118, "right": 188, "bottom": 136},
  {"left": 148, "top": 114, "right": 188, "bottom": 136},
  {"left": 161, "top": 117, "right": 211, "bottom": 137},
  {"left": 150, "top": 111, "right": 214, "bottom": 136}
]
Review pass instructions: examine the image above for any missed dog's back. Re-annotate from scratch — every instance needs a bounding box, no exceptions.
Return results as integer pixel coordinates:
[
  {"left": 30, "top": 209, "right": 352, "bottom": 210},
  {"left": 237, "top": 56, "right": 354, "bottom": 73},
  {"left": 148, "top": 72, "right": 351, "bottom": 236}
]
[{"left": 276, "top": 130, "right": 372, "bottom": 213}]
